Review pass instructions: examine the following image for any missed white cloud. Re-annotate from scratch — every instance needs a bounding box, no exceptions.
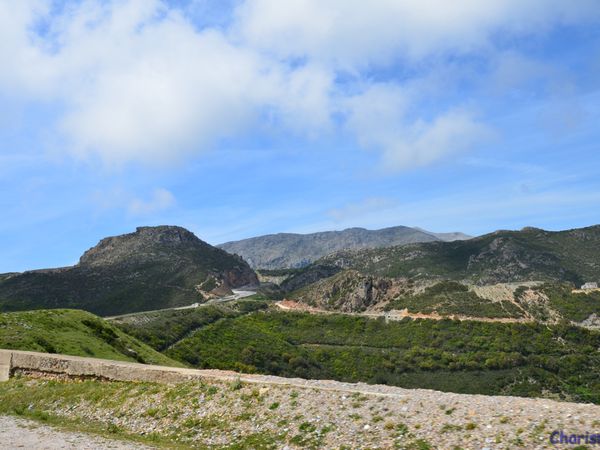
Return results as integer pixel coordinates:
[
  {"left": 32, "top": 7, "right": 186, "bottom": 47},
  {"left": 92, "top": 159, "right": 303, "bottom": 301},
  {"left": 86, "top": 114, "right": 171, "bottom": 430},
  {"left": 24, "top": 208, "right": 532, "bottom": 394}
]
[
  {"left": 0, "top": 0, "right": 333, "bottom": 165},
  {"left": 344, "top": 84, "right": 492, "bottom": 170},
  {"left": 128, "top": 188, "right": 176, "bottom": 215},
  {"left": 234, "top": 0, "right": 600, "bottom": 68},
  {"left": 380, "top": 111, "right": 492, "bottom": 170},
  {"left": 0, "top": 0, "right": 598, "bottom": 169}
]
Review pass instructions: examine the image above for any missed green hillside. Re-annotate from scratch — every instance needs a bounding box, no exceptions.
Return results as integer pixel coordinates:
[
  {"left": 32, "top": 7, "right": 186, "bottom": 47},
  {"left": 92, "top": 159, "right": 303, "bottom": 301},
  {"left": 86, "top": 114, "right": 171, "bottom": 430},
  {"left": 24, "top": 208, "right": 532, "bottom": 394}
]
[
  {"left": 284, "top": 225, "right": 600, "bottom": 290},
  {"left": 113, "top": 300, "right": 270, "bottom": 351},
  {"left": 166, "top": 310, "right": 600, "bottom": 404},
  {"left": 0, "top": 309, "right": 182, "bottom": 367}
]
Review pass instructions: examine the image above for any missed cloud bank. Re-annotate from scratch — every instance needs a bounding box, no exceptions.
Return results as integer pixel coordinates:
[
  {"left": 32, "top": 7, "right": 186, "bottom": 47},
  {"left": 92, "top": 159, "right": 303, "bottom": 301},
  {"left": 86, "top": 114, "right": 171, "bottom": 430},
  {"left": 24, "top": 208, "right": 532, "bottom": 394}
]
[{"left": 1, "top": 0, "right": 598, "bottom": 169}]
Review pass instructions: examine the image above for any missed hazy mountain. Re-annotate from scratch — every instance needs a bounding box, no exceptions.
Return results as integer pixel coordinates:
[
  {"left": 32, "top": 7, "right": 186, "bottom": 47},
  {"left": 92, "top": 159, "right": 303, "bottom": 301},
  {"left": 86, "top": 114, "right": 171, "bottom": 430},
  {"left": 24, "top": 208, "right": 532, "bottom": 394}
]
[
  {"left": 0, "top": 226, "right": 258, "bottom": 316},
  {"left": 282, "top": 225, "right": 600, "bottom": 292},
  {"left": 218, "top": 225, "right": 471, "bottom": 270},
  {"left": 413, "top": 228, "right": 473, "bottom": 242}
]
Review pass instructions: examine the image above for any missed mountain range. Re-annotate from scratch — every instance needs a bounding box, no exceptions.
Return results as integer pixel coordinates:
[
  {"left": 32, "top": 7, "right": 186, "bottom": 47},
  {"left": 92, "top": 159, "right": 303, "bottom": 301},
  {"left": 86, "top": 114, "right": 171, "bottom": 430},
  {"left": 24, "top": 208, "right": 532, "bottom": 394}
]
[
  {"left": 276, "top": 225, "right": 600, "bottom": 319},
  {"left": 1, "top": 223, "right": 598, "bottom": 320},
  {"left": 281, "top": 225, "right": 600, "bottom": 291},
  {"left": 218, "top": 225, "right": 471, "bottom": 270}
]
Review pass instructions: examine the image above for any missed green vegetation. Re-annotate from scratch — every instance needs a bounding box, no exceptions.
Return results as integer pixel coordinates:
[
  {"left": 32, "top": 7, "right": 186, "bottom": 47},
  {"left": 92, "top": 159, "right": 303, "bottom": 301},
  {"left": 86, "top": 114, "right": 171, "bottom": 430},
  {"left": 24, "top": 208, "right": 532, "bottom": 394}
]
[
  {"left": 289, "top": 225, "right": 600, "bottom": 289},
  {"left": 0, "top": 309, "right": 181, "bottom": 366},
  {"left": 198, "top": 276, "right": 218, "bottom": 292},
  {"left": 167, "top": 311, "right": 600, "bottom": 403},
  {"left": 384, "top": 281, "right": 524, "bottom": 318},
  {"left": 515, "top": 283, "right": 600, "bottom": 322},
  {"left": 113, "top": 300, "right": 270, "bottom": 351},
  {"left": 258, "top": 268, "right": 304, "bottom": 277}
]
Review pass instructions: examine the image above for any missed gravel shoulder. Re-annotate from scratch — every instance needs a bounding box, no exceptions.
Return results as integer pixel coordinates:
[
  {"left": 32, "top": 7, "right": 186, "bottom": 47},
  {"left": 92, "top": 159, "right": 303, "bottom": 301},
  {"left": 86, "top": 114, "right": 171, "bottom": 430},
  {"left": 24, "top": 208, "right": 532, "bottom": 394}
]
[
  {"left": 2, "top": 374, "right": 599, "bottom": 449},
  {"left": 0, "top": 415, "right": 154, "bottom": 450}
]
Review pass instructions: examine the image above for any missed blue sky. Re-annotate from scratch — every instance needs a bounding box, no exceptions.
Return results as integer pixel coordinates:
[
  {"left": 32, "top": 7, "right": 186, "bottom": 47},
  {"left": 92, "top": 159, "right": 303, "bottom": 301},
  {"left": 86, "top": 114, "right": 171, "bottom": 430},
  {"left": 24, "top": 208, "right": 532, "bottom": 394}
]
[{"left": 1, "top": 0, "right": 599, "bottom": 272}]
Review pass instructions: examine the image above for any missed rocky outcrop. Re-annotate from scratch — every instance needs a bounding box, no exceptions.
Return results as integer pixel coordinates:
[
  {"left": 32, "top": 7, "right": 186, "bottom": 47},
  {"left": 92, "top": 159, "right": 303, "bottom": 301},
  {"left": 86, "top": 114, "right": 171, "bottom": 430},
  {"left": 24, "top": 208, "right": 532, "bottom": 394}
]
[
  {"left": 292, "top": 270, "right": 404, "bottom": 312},
  {"left": 465, "top": 236, "right": 568, "bottom": 285},
  {"left": 580, "top": 313, "right": 600, "bottom": 330}
]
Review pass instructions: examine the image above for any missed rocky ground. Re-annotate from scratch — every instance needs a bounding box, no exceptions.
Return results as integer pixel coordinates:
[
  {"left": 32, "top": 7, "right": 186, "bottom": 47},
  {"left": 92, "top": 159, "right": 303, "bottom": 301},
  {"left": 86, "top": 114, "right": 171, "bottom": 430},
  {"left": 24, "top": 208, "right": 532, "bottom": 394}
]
[
  {"left": 3, "top": 373, "right": 599, "bottom": 449},
  {"left": 0, "top": 415, "right": 153, "bottom": 449}
]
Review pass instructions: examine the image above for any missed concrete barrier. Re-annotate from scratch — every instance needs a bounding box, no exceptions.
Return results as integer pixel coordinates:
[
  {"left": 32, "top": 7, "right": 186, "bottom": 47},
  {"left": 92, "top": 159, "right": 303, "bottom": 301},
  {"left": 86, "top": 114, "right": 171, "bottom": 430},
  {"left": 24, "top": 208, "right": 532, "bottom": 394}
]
[
  {"left": 0, "top": 351, "right": 11, "bottom": 382},
  {"left": 0, "top": 349, "right": 237, "bottom": 384},
  {"left": 0, "top": 349, "right": 409, "bottom": 398}
]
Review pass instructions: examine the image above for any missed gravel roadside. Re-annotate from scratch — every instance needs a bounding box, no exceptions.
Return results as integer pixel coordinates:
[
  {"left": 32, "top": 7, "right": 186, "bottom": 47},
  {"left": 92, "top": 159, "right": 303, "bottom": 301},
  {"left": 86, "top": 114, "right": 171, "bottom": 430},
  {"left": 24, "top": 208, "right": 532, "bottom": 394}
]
[{"left": 0, "top": 415, "right": 155, "bottom": 450}]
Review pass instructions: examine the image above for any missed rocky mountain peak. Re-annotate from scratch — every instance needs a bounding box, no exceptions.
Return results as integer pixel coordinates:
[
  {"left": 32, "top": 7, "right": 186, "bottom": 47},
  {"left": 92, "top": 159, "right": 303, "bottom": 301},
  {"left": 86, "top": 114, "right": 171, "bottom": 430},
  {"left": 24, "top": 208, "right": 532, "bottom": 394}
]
[
  {"left": 79, "top": 225, "right": 208, "bottom": 267},
  {"left": 0, "top": 225, "right": 258, "bottom": 316}
]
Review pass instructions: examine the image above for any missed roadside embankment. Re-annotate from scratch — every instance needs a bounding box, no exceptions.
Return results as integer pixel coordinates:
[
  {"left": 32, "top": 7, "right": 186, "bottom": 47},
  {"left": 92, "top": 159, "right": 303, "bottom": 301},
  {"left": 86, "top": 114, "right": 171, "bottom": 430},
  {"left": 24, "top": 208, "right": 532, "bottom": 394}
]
[{"left": 1, "top": 349, "right": 600, "bottom": 449}]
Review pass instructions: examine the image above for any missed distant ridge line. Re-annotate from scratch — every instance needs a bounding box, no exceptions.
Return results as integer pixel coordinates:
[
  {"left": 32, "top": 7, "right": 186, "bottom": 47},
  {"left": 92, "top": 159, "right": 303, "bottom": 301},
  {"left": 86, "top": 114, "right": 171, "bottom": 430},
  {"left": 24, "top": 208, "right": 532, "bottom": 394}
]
[{"left": 218, "top": 225, "right": 472, "bottom": 270}]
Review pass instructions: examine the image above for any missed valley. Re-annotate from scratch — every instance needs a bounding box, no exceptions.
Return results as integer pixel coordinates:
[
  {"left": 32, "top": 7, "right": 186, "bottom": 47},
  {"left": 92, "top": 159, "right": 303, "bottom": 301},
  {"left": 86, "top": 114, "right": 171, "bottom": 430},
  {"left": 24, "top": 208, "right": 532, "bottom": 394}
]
[{"left": 0, "top": 223, "right": 599, "bottom": 448}]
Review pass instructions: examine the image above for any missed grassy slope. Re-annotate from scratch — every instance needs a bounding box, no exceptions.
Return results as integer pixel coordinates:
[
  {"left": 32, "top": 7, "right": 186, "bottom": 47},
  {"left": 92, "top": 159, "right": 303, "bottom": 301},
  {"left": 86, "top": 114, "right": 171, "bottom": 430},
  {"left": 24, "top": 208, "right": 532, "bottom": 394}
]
[
  {"left": 167, "top": 311, "right": 600, "bottom": 403},
  {"left": 383, "top": 281, "right": 525, "bottom": 318},
  {"left": 113, "top": 300, "right": 270, "bottom": 351},
  {"left": 0, "top": 309, "right": 182, "bottom": 367}
]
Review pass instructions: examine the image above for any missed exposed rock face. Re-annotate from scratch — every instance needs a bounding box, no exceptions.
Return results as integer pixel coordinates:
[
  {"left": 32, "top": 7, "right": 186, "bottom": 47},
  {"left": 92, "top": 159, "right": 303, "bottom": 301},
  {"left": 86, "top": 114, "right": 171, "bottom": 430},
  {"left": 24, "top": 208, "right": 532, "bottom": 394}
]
[
  {"left": 292, "top": 270, "right": 404, "bottom": 312},
  {"left": 0, "top": 226, "right": 258, "bottom": 316},
  {"left": 581, "top": 313, "right": 600, "bottom": 330},
  {"left": 218, "top": 225, "right": 471, "bottom": 270}
]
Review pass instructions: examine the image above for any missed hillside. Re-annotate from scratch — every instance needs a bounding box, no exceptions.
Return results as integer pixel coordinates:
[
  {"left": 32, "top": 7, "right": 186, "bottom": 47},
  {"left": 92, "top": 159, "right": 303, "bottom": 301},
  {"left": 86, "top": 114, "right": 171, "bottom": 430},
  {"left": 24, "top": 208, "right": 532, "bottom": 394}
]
[
  {"left": 0, "top": 309, "right": 180, "bottom": 366},
  {"left": 106, "top": 301, "right": 600, "bottom": 403},
  {"left": 112, "top": 299, "right": 270, "bottom": 351},
  {"left": 0, "top": 226, "right": 258, "bottom": 316},
  {"left": 282, "top": 225, "right": 600, "bottom": 291},
  {"left": 218, "top": 225, "right": 471, "bottom": 270},
  {"left": 164, "top": 309, "right": 600, "bottom": 404}
]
